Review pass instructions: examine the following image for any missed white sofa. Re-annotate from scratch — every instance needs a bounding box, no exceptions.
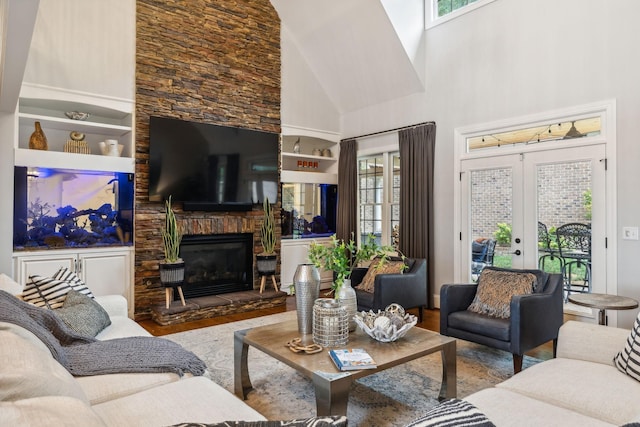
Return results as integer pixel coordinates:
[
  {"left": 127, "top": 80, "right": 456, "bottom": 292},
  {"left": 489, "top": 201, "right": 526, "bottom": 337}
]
[
  {"left": 0, "top": 284, "right": 268, "bottom": 426},
  {"left": 464, "top": 320, "right": 640, "bottom": 426}
]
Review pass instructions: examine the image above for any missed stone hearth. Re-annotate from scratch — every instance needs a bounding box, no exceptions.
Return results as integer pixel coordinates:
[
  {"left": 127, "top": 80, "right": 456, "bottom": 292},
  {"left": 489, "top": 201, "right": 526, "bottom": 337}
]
[{"left": 151, "top": 290, "right": 287, "bottom": 326}]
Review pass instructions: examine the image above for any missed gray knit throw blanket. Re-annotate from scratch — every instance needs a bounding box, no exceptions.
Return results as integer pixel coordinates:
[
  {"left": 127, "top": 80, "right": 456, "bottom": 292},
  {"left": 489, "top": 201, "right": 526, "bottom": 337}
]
[{"left": 0, "top": 290, "right": 206, "bottom": 377}]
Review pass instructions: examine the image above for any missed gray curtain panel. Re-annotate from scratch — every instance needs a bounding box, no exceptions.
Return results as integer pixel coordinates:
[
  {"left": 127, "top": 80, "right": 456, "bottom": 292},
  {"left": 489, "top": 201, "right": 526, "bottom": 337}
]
[
  {"left": 336, "top": 138, "right": 358, "bottom": 242},
  {"left": 399, "top": 123, "right": 436, "bottom": 308}
]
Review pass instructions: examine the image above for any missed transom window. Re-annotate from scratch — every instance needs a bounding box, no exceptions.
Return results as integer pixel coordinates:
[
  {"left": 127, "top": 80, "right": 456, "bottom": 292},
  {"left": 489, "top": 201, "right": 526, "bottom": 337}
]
[
  {"left": 466, "top": 116, "right": 602, "bottom": 153},
  {"left": 428, "top": 0, "right": 497, "bottom": 28},
  {"left": 358, "top": 152, "right": 400, "bottom": 247}
]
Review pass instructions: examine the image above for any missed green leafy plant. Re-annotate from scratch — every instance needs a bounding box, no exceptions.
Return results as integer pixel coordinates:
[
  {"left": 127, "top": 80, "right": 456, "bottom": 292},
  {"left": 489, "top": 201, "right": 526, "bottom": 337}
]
[
  {"left": 260, "top": 197, "right": 276, "bottom": 255},
  {"left": 583, "top": 188, "right": 592, "bottom": 220},
  {"left": 308, "top": 233, "right": 403, "bottom": 295},
  {"left": 493, "top": 222, "right": 512, "bottom": 246},
  {"left": 161, "top": 196, "right": 183, "bottom": 263}
]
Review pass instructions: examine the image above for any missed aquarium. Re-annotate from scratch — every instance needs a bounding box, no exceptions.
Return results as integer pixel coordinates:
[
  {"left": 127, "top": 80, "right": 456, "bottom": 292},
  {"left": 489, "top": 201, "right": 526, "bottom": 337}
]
[
  {"left": 13, "top": 167, "right": 134, "bottom": 250},
  {"left": 281, "top": 183, "right": 337, "bottom": 239}
]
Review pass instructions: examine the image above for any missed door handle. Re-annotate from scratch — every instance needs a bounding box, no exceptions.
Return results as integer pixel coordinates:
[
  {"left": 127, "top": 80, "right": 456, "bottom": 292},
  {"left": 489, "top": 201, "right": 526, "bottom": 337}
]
[{"left": 512, "top": 250, "right": 522, "bottom": 256}]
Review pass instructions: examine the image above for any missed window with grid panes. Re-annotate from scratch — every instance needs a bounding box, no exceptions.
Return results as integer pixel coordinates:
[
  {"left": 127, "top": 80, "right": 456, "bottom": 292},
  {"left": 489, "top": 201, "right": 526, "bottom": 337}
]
[{"left": 358, "top": 152, "right": 400, "bottom": 247}]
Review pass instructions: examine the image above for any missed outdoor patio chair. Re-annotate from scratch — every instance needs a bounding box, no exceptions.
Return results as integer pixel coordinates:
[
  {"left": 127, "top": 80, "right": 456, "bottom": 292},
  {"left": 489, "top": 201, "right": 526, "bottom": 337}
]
[{"left": 556, "top": 222, "right": 591, "bottom": 298}]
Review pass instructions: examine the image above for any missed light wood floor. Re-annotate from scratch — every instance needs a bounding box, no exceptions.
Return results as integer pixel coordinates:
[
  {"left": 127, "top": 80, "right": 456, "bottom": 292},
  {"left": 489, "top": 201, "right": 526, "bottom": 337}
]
[{"left": 138, "top": 295, "right": 554, "bottom": 361}]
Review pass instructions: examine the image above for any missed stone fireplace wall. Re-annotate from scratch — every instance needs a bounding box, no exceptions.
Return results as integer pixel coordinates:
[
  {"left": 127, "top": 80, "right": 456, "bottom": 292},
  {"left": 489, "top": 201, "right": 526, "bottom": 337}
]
[{"left": 134, "top": 0, "right": 281, "bottom": 320}]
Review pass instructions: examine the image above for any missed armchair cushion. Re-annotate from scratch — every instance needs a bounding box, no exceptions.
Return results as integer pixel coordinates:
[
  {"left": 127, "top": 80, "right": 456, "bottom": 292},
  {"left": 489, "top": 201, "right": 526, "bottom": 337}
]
[
  {"left": 467, "top": 268, "right": 536, "bottom": 319},
  {"left": 359, "top": 259, "right": 406, "bottom": 293}
]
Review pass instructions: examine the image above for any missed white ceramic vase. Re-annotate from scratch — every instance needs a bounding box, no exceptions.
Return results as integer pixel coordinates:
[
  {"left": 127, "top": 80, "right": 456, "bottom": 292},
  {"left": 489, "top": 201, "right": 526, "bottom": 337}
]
[{"left": 336, "top": 279, "right": 357, "bottom": 332}]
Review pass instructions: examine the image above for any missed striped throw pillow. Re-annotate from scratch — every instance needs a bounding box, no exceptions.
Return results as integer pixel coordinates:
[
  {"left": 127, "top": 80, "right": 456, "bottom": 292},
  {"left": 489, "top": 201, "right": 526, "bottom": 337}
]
[
  {"left": 21, "top": 268, "right": 93, "bottom": 310},
  {"left": 613, "top": 311, "right": 640, "bottom": 382},
  {"left": 52, "top": 267, "right": 94, "bottom": 299}
]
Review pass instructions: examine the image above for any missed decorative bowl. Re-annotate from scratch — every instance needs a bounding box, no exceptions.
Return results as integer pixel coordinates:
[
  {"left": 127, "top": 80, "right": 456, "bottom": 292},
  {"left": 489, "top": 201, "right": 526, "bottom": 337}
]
[
  {"left": 354, "top": 303, "right": 417, "bottom": 343},
  {"left": 65, "top": 111, "right": 91, "bottom": 121}
]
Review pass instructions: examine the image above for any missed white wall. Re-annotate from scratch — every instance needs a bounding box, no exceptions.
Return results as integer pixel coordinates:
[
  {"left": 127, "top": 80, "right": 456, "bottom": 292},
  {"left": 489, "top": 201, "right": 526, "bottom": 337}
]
[
  {"left": 280, "top": 25, "right": 341, "bottom": 133},
  {"left": 340, "top": 0, "right": 640, "bottom": 328},
  {"left": 23, "top": 0, "right": 135, "bottom": 99}
]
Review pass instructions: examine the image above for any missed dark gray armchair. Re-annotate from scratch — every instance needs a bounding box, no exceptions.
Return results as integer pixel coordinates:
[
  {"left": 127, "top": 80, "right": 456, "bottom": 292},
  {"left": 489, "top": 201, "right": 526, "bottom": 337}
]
[
  {"left": 440, "top": 267, "right": 563, "bottom": 373},
  {"left": 351, "top": 258, "right": 427, "bottom": 322}
]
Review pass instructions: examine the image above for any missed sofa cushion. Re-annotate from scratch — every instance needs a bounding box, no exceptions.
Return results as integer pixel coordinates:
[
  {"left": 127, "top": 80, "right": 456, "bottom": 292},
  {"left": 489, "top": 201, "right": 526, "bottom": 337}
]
[
  {"left": 613, "top": 311, "right": 640, "bottom": 382},
  {"left": 359, "top": 258, "right": 406, "bottom": 293},
  {"left": 465, "top": 388, "right": 616, "bottom": 427},
  {"left": 0, "top": 330, "right": 88, "bottom": 403},
  {"left": 76, "top": 372, "right": 183, "bottom": 404},
  {"left": 496, "top": 357, "right": 640, "bottom": 425},
  {"left": 21, "top": 272, "right": 93, "bottom": 309},
  {"left": 92, "top": 376, "right": 267, "bottom": 425},
  {"left": 0, "top": 273, "right": 23, "bottom": 295},
  {"left": 0, "top": 396, "right": 105, "bottom": 427},
  {"left": 54, "top": 290, "right": 112, "bottom": 337},
  {"left": 467, "top": 268, "right": 536, "bottom": 318}
]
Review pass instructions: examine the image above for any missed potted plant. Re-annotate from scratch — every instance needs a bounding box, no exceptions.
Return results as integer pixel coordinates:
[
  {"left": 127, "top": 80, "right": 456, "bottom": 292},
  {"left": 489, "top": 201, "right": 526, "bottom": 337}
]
[
  {"left": 256, "top": 197, "right": 277, "bottom": 275},
  {"left": 308, "top": 233, "right": 402, "bottom": 331},
  {"left": 307, "top": 233, "right": 398, "bottom": 296},
  {"left": 159, "top": 196, "right": 185, "bottom": 285}
]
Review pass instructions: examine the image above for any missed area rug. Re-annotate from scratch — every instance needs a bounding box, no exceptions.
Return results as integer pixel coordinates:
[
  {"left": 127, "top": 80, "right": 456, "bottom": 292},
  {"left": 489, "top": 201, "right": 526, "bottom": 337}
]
[{"left": 166, "top": 311, "right": 542, "bottom": 427}]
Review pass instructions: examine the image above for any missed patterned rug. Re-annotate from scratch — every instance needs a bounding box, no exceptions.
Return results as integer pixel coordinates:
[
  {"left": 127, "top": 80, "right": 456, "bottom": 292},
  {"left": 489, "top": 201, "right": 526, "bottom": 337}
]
[{"left": 166, "top": 311, "right": 542, "bottom": 427}]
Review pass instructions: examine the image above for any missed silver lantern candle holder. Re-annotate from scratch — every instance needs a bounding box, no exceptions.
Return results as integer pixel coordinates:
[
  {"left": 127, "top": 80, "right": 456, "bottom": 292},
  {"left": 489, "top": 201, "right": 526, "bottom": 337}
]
[{"left": 312, "top": 298, "right": 349, "bottom": 347}]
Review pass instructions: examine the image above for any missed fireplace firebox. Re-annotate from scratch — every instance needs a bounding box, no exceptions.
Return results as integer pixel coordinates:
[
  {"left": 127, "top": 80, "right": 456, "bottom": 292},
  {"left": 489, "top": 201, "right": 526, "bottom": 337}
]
[{"left": 178, "top": 233, "right": 253, "bottom": 299}]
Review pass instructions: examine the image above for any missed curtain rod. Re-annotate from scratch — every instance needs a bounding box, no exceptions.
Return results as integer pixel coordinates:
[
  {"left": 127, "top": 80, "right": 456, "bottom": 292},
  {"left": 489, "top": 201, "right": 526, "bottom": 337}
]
[{"left": 345, "top": 121, "right": 435, "bottom": 141}]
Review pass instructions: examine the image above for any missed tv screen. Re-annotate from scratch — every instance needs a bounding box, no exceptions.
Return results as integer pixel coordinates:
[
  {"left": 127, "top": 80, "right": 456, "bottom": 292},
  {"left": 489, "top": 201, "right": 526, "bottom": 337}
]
[{"left": 148, "top": 116, "right": 279, "bottom": 211}]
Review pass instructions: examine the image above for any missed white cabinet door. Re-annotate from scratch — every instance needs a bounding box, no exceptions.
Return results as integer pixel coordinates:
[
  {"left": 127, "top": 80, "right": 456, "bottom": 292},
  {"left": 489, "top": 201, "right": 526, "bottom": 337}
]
[
  {"left": 14, "top": 253, "right": 76, "bottom": 287},
  {"left": 79, "top": 250, "right": 131, "bottom": 299},
  {"left": 14, "top": 248, "right": 133, "bottom": 316}
]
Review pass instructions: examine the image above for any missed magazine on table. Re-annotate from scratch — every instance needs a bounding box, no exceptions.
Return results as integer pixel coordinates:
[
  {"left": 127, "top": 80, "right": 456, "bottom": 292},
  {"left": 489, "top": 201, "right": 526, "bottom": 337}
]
[{"left": 329, "top": 348, "right": 377, "bottom": 371}]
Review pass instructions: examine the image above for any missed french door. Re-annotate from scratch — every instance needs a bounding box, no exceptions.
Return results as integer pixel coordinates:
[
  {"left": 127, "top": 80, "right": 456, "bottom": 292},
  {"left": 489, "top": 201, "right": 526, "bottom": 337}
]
[{"left": 460, "top": 144, "right": 607, "bottom": 295}]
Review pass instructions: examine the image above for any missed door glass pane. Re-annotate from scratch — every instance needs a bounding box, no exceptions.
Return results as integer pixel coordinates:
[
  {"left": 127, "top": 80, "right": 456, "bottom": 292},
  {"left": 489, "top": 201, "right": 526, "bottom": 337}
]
[
  {"left": 470, "top": 167, "right": 512, "bottom": 279},
  {"left": 391, "top": 154, "right": 400, "bottom": 250},
  {"left": 537, "top": 161, "right": 592, "bottom": 296}
]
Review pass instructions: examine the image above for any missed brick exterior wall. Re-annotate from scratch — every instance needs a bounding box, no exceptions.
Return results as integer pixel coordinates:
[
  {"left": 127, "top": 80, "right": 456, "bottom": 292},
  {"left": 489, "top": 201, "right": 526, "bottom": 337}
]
[
  {"left": 134, "top": 0, "right": 281, "bottom": 319},
  {"left": 472, "top": 161, "right": 591, "bottom": 243}
]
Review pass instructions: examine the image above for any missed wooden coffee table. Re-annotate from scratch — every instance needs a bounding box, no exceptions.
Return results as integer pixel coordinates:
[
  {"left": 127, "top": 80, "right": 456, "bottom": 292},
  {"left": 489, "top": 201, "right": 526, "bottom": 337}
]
[{"left": 234, "top": 319, "right": 456, "bottom": 416}]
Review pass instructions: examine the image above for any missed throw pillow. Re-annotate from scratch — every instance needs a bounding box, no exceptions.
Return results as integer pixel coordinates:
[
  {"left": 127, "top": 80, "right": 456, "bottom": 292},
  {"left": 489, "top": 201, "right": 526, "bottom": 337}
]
[
  {"left": 52, "top": 267, "right": 95, "bottom": 299},
  {"left": 359, "top": 258, "right": 406, "bottom": 293},
  {"left": 168, "top": 416, "right": 348, "bottom": 427},
  {"left": 613, "top": 311, "right": 640, "bottom": 382},
  {"left": 405, "top": 398, "right": 495, "bottom": 427},
  {"left": 467, "top": 268, "right": 536, "bottom": 318},
  {"left": 22, "top": 275, "right": 75, "bottom": 309},
  {"left": 54, "top": 290, "right": 111, "bottom": 337}
]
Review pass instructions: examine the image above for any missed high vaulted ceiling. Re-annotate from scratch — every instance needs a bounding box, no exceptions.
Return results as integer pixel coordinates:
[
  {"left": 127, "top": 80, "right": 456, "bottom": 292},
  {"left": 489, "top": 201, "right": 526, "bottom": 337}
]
[{"left": 270, "top": 0, "right": 425, "bottom": 113}]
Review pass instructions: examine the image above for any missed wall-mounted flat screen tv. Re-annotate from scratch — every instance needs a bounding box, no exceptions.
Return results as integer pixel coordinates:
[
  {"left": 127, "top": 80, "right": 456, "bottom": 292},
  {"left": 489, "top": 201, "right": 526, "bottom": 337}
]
[{"left": 148, "top": 116, "right": 279, "bottom": 211}]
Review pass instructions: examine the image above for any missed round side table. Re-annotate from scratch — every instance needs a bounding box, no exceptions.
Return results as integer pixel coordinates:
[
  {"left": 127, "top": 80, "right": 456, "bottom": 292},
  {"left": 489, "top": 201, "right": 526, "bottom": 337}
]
[{"left": 568, "top": 293, "right": 638, "bottom": 325}]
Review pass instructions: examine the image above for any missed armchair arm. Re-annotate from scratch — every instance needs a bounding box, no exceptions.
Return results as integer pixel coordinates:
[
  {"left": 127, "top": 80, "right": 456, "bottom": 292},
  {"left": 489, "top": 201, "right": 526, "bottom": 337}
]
[
  {"left": 439, "top": 283, "right": 478, "bottom": 334},
  {"left": 510, "top": 273, "right": 563, "bottom": 354}
]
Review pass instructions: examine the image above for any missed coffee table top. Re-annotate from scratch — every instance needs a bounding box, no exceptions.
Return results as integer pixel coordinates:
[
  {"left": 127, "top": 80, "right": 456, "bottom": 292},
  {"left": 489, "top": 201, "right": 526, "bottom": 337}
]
[
  {"left": 238, "top": 319, "right": 455, "bottom": 380},
  {"left": 568, "top": 293, "right": 639, "bottom": 311}
]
